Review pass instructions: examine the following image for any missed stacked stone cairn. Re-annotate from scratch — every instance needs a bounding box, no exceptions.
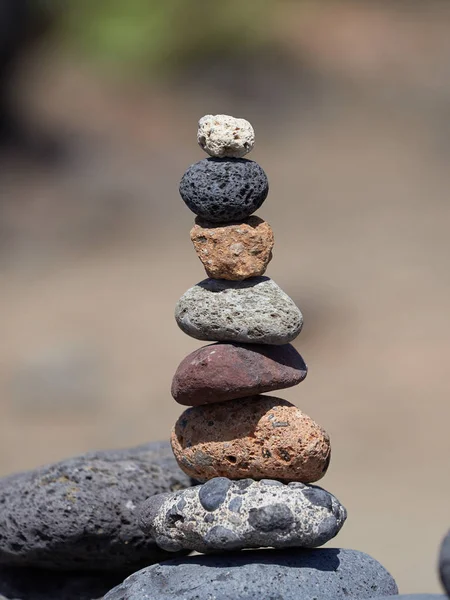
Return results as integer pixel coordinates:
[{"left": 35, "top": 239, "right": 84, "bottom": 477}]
[
  {"left": 113, "top": 114, "right": 399, "bottom": 599},
  {"left": 140, "top": 113, "right": 346, "bottom": 555}
]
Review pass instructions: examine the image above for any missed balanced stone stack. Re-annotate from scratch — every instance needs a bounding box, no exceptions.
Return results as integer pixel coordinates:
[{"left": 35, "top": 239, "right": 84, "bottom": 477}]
[
  {"left": 118, "top": 115, "right": 399, "bottom": 599},
  {"left": 141, "top": 113, "right": 345, "bottom": 553}
]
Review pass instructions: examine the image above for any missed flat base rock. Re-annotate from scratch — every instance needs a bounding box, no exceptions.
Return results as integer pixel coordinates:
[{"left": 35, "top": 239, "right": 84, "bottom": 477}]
[
  {"left": 139, "top": 478, "right": 346, "bottom": 553},
  {"left": 439, "top": 530, "right": 450, "bottom": 596},
  {"left": 104, "top": 547, "right": 398, "bottom": 600},
  {"left": 0, "top": 566, "right": 126, "bottom": 600},
  {"left": 0, "top": 441, "right": 192, "bottom": 571},
  {"left": 171, "top": 342, "right": 307, "bottom": 406}
]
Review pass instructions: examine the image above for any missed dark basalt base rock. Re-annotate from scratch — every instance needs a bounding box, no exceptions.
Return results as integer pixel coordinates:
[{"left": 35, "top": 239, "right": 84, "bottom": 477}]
[
  {"left": 104, "top": 547, "right": 398, "bottom": 600},
  {"left": 0, "top": 441, "right": 192, "bottom": 571}
]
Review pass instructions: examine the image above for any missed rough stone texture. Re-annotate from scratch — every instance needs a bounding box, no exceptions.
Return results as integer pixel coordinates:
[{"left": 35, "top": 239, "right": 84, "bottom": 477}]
[
  {"left": 179, "top": 158, "right": 268, "bottom": 223},
  {"left": 440, "top": 530, "right": 450, "bottom": 596},
  {"left": 175, "top": 277, "right": 303, "bottom": 345},
  {"left": 0, "top": 441, "right": 192, "bottom": 571},
  {"left": 171, "top": 395, "right": 331, "bottom": 483},
  {"left": 197, "top": 114, "right": 255, "bottom": 158},
  {"left": 139, "top": 478, "right": 346, "bottom": 553},
  {"left": 103, "top": 547, "right": 398, "bottom": 600},
  {"left": 0, "top": 566, "right": 125, "bottom": 600},
  {"left": 171, "top": 342, "right": 307, "bottom": 406},
  {"left": 190, "top": 216, "right": 274, "bottom": 280}
]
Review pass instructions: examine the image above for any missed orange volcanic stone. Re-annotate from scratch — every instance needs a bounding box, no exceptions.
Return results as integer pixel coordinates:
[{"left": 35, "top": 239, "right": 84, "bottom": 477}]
[
  {"left": 171, "top": 396, "right": 330, "bottom": 483},
  {"left": 190, "top": 216, "right": 274, "bottom": 281}
]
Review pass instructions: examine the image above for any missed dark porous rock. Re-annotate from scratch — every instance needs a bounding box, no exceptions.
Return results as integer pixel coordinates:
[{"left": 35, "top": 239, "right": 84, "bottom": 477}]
[
  {"left": 139, "top": 478, "right": 346, "bottom": 553},
  {"left": 104, "top": 547, "right": 398, "bottom": 600},
  {"left": 172, "top": 342, "right": 307, "bottom": 406},
  {"left": 0, "top": 441, "right": 192, "bottom": 571},
  {"left": 440, "top": 530, "right": 450, "bottom": 596},
  {"left": 0, "top": 566, "right": 126, "bottom": 600},
  {"left": 179, "top": 157, "right": 268, "bottom": 223},
  {"left": 175, "top": 277, "right": 303, "bottom": 345}
]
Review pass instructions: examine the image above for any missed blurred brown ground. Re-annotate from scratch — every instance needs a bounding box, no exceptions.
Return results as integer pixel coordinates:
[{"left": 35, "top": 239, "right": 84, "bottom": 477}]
[{"left": 0, "top": 1, "right": 449, "bottom": 594}]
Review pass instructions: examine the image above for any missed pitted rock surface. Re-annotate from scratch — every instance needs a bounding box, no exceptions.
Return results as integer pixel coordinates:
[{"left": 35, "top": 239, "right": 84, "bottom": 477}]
[
  {"left": 0, "top": 442, "right": 191, "bottom": 571},
  {"left": 139, "top": 478, "right": 346, "bottom": 553},
  {"left": 440, "top": 530, "right": 450, "bottom": 596},
  {"left": 103, "top": 547, "right": 398, "bottom": 600},
  {"left": 197, "top": 114, "right": 255, "bottom": 158},
  {"left": 190, "top": 216, "right": 274, "bottom": 280},
  {"left": 171, "top": 342, "right": 307, "bottom": 406},
  {"left": 171, "top": 395, "right": 331, "bottom": 482},
  {"left": 175, "top": 277, "right": 303, "bottom": 345},
  {"left": 179, "top": 158, "right": 268, "bottom": 223}
]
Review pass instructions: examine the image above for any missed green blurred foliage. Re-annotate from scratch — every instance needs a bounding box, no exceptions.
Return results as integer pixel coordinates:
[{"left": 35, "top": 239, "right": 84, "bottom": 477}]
[{"left": 58, "top": 0, "right": 275, "bottom": 76}]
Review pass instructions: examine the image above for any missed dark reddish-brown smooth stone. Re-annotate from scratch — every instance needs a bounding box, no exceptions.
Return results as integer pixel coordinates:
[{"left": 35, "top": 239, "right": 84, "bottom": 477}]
[{"left": 171, "top": 343, "right": 307, "bottom": 406}]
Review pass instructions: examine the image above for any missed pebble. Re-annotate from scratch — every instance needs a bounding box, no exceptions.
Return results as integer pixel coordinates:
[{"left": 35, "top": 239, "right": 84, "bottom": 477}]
[
  {"left": 0, "top": 566, "right": 125, "bottom": 600},
  {"left": 103, "top": 547, "right": 398, "bottom": 600},
  {"left": 197, "top": 114, "right": 255, "bottom": 158},
  {"left": 171, "top": 342, "right": 307, "bottom": 406},
  {"left": 171, "top": 395, "right": 331, "bottom": 482},
  {"left": 139, "top": 477, "right": 346, "bottom": 553},
  {"left": 179, "top": 157, "right": 268, "bottom": 223},
  {"left": 175, "top": 276, "right": 303, "bottom": 345},
  {"left": 190, "top": 216, "right": 274, "bottom": 280},
  {"left": 0, "top": 441, "right": 191, "bottom": 571},
  {"left": 440, "top": 530, "right": 450, "bottom": 596}
]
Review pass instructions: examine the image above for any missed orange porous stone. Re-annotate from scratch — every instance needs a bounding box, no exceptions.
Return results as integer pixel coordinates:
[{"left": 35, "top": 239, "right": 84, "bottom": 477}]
[
  {"left": 171, "top": 395, "right": 330, "bottom": 483},
  {"left": 190, "top": 216, "right": 274, "bottom": 281}
]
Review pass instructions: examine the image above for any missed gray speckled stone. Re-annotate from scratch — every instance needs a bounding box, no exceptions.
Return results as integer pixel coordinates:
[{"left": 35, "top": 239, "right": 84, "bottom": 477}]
[
  {"left": 0, "top": 441, "right": 192, "bottom": 571},
  {"left": 179, "top": 157, "right": 268, "bottom": 223},
  {"left": 175, "top": 277, "right": 303, "bottom": 345},
  {"left": 0, "top": 566, "right": 125, "bottom": 600},
  {"left": 104, "top": 547, "right": 398, "bottom": 600},
  {"left": 139, "top": 478, "right": 346, "bottom": 553},
  {"left": 440, "top": 530, "right": 450, "bottom": 596}
]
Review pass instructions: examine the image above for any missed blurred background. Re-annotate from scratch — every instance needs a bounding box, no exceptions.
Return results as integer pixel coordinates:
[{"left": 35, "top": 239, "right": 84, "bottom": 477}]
[{"left": 0, "top": 0, "right": 449, "bottom": 593}]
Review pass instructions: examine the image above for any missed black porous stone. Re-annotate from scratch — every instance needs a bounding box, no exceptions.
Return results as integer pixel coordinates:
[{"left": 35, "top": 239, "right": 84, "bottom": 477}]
[
  {"left": 0, "top": 441, "right": 192, "bottom": 571},
  {"left": 198, "top": 477, "right": 232, "bottom": 512},
  {"left": 179, "top": 158, "right": 269, "bottom": 223},
  {"left": 103, "top": 547, "right": 398, "bottom": 600}
]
